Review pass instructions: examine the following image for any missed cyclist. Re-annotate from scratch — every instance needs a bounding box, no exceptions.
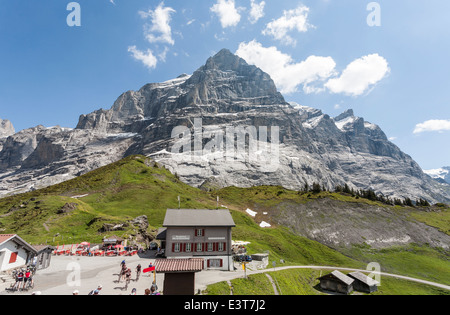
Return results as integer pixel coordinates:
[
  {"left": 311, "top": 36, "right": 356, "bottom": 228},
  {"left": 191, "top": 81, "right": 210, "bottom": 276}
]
[
  {"left": 24, "top": 268, "right": 34, "bottom": 290},
  {"left": 124, "top": 268, "right": 132, "bottom": 290},
  {"left": 135, "top": 264, "right": 142, "bottom": 281},
  {"left": 16, "top": 269, "right": 25, "bottom": 290}
]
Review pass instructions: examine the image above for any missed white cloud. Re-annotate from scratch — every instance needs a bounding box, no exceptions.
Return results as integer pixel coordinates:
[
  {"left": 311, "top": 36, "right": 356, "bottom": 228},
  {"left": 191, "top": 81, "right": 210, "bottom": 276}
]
[
  {"left": 139, "top": 2, "right": 176, "bottom": 45},
  {"left": 236, "top": 40, "right": 336, "bottom": 94},
  {"left": 249, "top": 0, "right": 265, "bottom": 24},
  {"left": 128, "top": 46, "right": 158, "bottom": 70},
  {"left": 325, "top": 54, "right": 390, "bottom": 97},
  {"left": 413, "top": 119, "right": 450, "bottom": 134},
  {"left": 210, "top": 0, "right": 241, "bottom": 28},
  {"left": 262, "top": 5, "right": 313, "bottom": 46}
]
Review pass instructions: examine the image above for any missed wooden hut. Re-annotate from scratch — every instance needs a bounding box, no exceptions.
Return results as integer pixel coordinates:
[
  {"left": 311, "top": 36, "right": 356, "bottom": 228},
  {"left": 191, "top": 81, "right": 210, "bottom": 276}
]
[
  {"left": 318, "top": 270, "right": 354, "bottom": 295},
  {"left": 348, "top": 272, "right": 379, "bottom": 293},
  {"left": 155, "top": 258, "right": 204, "bottom": 295}
]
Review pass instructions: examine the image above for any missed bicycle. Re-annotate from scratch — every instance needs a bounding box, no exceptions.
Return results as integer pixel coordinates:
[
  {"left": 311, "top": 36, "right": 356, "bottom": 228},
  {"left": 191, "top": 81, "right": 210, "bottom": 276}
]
[
  {"left": 23, "top": 278, "right": 34, "bottom": 291},
  {"left": 124, "top": 276, "right": 131, "bottom": 291},
  {"left": 10, "top": 277, "right": 23, "bottom": 292},
  {"left": 136, "top": 268, "right": 141, "bottom": 282}
]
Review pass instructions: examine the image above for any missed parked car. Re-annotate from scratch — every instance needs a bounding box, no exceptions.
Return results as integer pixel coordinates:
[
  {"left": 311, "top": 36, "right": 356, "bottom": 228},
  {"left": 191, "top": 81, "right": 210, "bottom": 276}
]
[
  {"left": 149, "top": 242, "right": 158, "bottom": 250},
  {"left": 234, "top": 255, "right": 252, "bottom": 262}
]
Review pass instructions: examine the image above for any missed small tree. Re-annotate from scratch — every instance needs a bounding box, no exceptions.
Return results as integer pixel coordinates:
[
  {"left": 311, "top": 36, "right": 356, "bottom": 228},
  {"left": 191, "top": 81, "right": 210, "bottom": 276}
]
[{"left": 312, "top": 182, "right": 322, "bottom": 194}]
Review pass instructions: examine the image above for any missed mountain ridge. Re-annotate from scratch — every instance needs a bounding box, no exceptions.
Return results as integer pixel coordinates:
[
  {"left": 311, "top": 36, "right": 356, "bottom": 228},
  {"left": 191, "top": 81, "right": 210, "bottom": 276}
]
[{"left": 0, "top": 49, "right": 449, "bottom": 204}]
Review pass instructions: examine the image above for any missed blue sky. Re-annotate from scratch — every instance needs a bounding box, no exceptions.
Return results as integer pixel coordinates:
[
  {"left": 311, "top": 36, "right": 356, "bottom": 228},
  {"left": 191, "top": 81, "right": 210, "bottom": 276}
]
[{"left": 0, "top": 0, "right": 449, "bottom": 170}]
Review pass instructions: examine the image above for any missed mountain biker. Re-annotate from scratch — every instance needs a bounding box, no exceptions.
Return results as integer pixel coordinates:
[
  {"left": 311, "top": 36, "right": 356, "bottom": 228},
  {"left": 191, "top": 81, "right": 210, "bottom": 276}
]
[
  {"left": 16, "top": 269, "right": 25, "bottom": 290},
  {"left": 120, "top": 263, "right": 127, "bottom": 282},
  {"left": 136, "top": 264, "right": 142, "bottom": 281},
  {"left": 125, "top": 268, "right": 132, "bottom": 283},
  {"left": 24, "top": 268, "right": 33, "bottom": 289}
]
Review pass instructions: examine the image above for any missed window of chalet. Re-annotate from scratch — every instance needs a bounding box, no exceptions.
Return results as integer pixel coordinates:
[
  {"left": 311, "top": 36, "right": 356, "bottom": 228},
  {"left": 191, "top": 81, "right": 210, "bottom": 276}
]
[{"left": 9, "top": 252, "right": 18, "bottom": 264}]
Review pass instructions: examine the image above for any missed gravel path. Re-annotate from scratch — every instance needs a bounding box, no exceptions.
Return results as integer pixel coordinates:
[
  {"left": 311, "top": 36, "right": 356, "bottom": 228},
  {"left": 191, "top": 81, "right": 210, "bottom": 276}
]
[{"left": 1, "top": 252, "right": 163, "bottom": 296}]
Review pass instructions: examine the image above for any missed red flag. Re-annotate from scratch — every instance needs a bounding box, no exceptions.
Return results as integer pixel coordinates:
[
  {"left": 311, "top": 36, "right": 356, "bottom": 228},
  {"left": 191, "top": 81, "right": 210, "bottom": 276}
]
[{"left": 143, "top": 266, "right": 156, "bottom": 273}]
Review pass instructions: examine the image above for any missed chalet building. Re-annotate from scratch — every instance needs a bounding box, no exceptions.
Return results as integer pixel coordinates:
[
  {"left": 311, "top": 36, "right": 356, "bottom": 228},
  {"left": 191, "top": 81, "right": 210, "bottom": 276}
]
[
  {"left": 158, "top": 209, "right": 236, "bottom": 271},
  {"left": 348, "top": 271, "right": 379, "bottom": 293},
  {"left": 0, "top": 234, "right": 37, "bottom": 272},
  {"left": 318, "top": 270, "right": 354, "bottom": 295},
  {"left": 155, "top": 258, "right": 204, "bottom": 295}
]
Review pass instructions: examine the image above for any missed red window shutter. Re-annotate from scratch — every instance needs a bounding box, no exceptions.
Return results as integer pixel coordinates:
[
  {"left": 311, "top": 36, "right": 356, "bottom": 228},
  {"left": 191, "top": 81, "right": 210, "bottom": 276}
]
[
  {"left": 202, "top": 243, "right": 206, "bottom": 252},
  {"left": 202, "top": 229, "right": 205, "bottom": 236},
  {"left": 223, "top": 242, "right": 226, "bottom": 251},
  {"left": 182, "top": 243, "right": 186, "bottom": 252},
  {"left": 220, "top": 259, "right": 223, "bottom": 267},
  {"left": 172, "top": 243, "right": 175, "bottom": 252},
  {"left": 9, "top": 252, "right": 18, "bottom": 264},
  {"left": 207, "top": 260, "right": 211, "bottom": 268}
]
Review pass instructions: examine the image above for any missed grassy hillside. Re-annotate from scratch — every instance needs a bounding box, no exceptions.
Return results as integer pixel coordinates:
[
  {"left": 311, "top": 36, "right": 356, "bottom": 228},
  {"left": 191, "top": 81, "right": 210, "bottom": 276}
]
[
  {"left": 0, "top": 155, "right": 216, "bottom": 244},
  {"left": 206, "top": 269, "right": 449, "bottom": 295},
  {"left": 0, "top": 155, "right": 448, "bottom": 289}
]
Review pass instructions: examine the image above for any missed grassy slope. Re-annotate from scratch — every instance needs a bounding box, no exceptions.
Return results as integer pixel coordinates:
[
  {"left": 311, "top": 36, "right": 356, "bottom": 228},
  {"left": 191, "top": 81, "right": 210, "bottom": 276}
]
[
  {"left": 0, "top": 156, "right": 215, "bottom": 244},
  {"left": 0, "top": 155, "right": 449, "bottom": 292},
  {"left": 206, "top": 269, "right": 449, "bottom": 295}
]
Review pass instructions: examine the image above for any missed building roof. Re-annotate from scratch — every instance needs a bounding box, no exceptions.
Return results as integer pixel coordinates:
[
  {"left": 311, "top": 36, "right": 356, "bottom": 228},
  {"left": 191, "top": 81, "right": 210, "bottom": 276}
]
[
  {"left": 0, "top": 234, "right": 38, "bottom": 254},
  {"left": 154, "top": 258, "right": 204, "bottom": 273},
  {"left": 348, "top": 272, "right": 379, "bottom": 286},
  {"left": 163, "top": 209, "right": 236, "bottom": 227},
  {"left": 319, "top": 270, "right": 354, "bottom": 286},
  {"left": 0, "top": 234, "right": 16, "bottom": 245},
  {"left": 156, "top": 228, "right": 167, "bottom": 240},
  {"left": 33, "top": 245, "right": 56, "bottom": 253}
]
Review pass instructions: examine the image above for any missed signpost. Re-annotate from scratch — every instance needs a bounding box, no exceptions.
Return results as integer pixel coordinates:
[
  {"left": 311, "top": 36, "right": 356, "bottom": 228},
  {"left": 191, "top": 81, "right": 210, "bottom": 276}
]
[{"left": 144, "top": 265, "right": 157, "bottom": 284}]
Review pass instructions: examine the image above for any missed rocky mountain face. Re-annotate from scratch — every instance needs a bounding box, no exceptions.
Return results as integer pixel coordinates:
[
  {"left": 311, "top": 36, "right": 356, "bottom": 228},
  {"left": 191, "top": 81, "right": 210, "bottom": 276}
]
[
  {"left": 1, "top": 49, "right": 449, "bottom": 204},
  {"left": 269, "top": 198, "right": 450, "bottom": 250},
  {"left": 0, "top": 119, "right": 15, "bottom": 139},
  {"left": 0, "top": 119, "right": 15, "bottom": 153}
]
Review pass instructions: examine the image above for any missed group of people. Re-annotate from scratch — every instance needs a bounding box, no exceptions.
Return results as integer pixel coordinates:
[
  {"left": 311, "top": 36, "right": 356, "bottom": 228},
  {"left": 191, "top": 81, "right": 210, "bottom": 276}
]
[
  {"left": 71, "top": 284, "right": 160, "bottom": 295},
  {"left": 12, "top": 268, "right": 34, "bottom": 291},
  {"left": 119, "top": 260, "right": 134, "bottom": 285},
  {"left": 115, "top": 260, "right": 160, "bottom": 295}
]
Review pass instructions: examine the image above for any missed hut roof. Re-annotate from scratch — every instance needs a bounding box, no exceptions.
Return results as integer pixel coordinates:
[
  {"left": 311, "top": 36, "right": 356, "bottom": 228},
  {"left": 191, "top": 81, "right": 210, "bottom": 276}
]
[
  {"left": 155, "top": 258, "right": 204, "bottom": 273},
  {"left": 0, "top": 234, "right": 37, "bottom": 254},
  {"left": 319, "top": 270, "right": 354, "bottom": 286},
  {"left": 348, "top": 272, "right": 379, "bottom": 286}
]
